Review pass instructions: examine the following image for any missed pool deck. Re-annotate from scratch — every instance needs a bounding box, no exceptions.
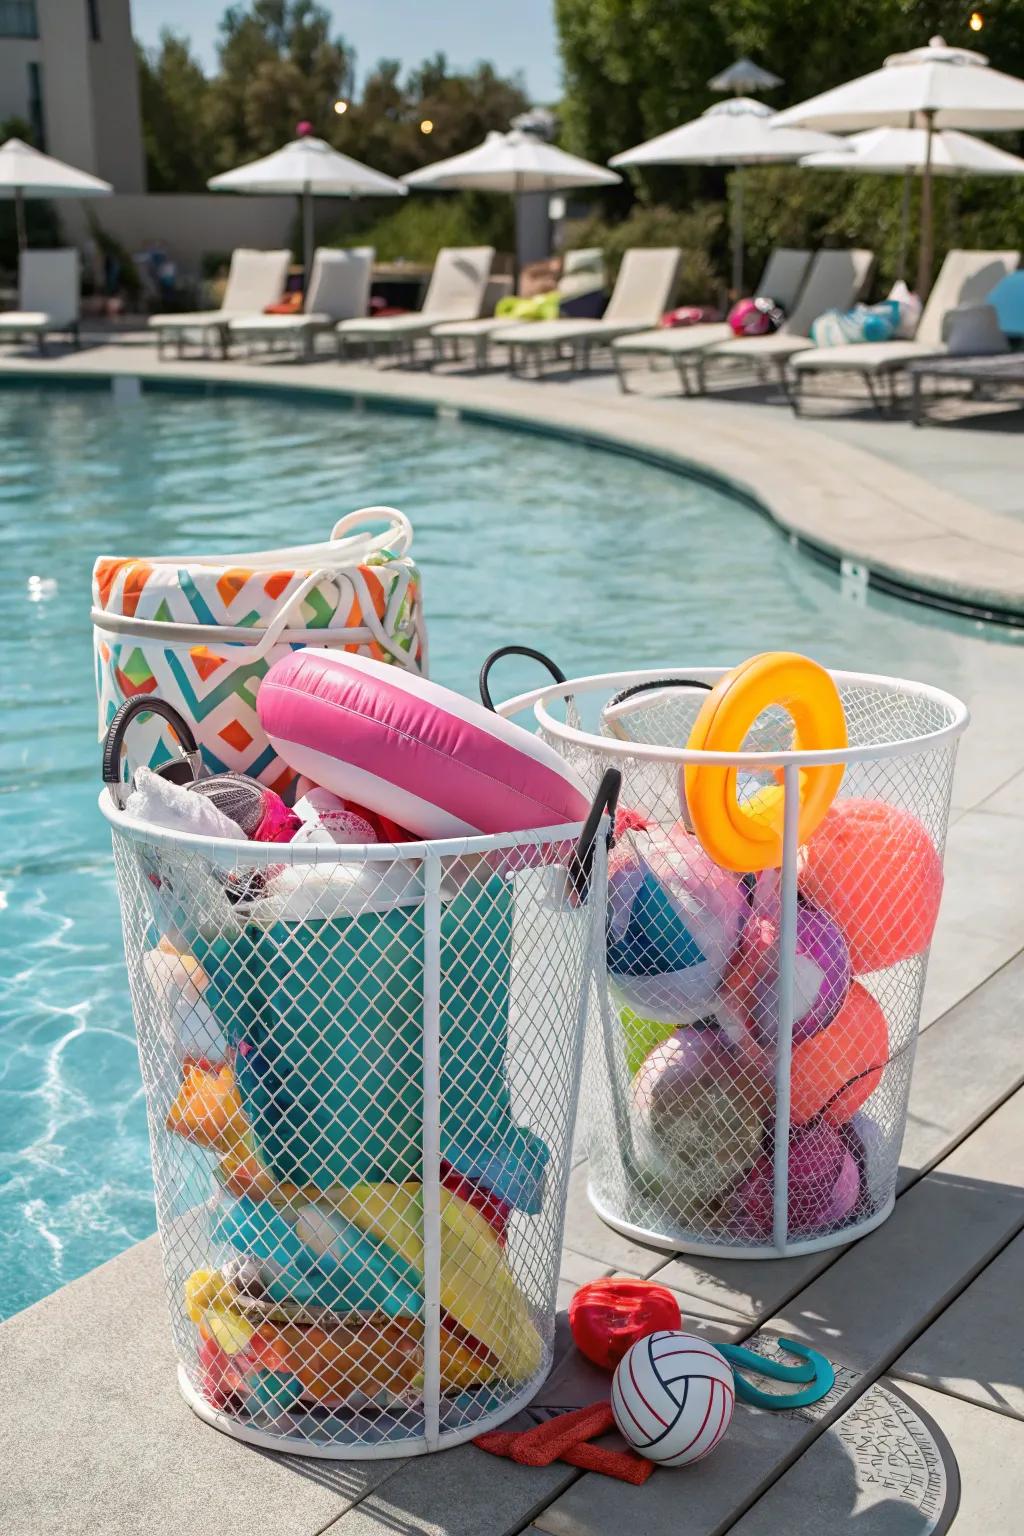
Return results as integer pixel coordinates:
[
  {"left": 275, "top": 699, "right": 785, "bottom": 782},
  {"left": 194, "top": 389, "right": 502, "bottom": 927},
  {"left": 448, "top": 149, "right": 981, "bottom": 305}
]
[{"left": 1, "top": 338, "right": 1023, "bottom": 1535}]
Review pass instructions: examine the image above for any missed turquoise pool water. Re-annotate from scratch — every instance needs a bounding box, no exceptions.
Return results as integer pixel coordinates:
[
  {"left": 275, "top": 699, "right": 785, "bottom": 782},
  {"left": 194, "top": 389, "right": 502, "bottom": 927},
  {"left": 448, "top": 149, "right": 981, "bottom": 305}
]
[{"left": 0, "top": 380, "right": 1020, "bottom": 1320}]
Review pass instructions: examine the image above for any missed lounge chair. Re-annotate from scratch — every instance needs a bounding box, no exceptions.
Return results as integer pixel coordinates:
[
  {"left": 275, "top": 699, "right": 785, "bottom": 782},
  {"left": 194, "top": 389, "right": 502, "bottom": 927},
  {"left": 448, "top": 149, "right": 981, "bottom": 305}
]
[
  {"left": 430, "top": 248, "right": 607, "bottom": 370},
  {"left": 336, "top": 247, "right": 495, "bottom": 363},
  {"left": 611, "top": 248, "right": 813, "bottom": 395},
  {"left": 491, "top": 248, "right": 682, "bottom": 377},
  {"left": 149, "top": 248, "right": 291, "bottom": 359},
  {"left": 0, "top": 249, "right": 80, "bottom": 353},
  {"left": 696, "top": 249, "right": 875, "bottom": 393},
  {"left": 227, "top": 247, "right": 374, "bottom": 361},
  {"left": 790, "top": 249, "right": 1020, "bottom": 413}
]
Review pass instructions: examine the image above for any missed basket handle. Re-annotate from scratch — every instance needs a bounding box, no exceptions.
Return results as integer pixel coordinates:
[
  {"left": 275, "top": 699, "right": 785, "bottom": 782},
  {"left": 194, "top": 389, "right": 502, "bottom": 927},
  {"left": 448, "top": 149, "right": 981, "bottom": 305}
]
[
  {"left": 331, "top": 505, "right": 414, "bottom": 558},
  {"left": 603, "top": 676, "right": 713, "bottom": 740},
  {"left": 102, "top": 697, "right": 202, "bottom": 808},
  {"left": 479, "top": 646, "right": 566, "bottom": 713},
  {"left": 570, "top": 767, "right": 621, "bottom": 901}
]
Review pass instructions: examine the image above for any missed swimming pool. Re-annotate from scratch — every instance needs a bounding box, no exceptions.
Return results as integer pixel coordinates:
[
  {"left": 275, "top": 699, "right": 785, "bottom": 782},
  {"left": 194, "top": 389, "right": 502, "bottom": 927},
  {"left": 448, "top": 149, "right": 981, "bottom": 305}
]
[{"left": 0, "top": 379, "right": 1020, "bottom": 1319}]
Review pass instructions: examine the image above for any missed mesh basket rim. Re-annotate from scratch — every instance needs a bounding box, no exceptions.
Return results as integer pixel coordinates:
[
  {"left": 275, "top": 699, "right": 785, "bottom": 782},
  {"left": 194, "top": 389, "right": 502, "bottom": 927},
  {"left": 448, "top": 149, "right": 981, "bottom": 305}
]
[
  {"left": 498, "top": 666, "right": 969, "bottom": 768},
  {"left": 99, "top": 789, "right": 602, "bottom": 863}
]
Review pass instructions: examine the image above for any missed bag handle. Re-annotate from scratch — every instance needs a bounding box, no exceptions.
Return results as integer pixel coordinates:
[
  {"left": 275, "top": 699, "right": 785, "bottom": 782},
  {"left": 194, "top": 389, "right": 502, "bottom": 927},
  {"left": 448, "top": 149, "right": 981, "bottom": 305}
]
[
  {"left": 102, "top": 697, "right": 201, "bottom": 809},
  {"left": 603, "top": 676, "right": 713, "bottom": 740},
  {"left": 570, "top": 767, "right": 621, "bottom": 902},
  {"left": 251, "top": 507, "right": 415, "bottom": 661},
  {"left": 331, "top": 505, "right": 414, "bottom": 558},
  {"left": 479, "top": 646, "right": 566, "bottom": 713}
]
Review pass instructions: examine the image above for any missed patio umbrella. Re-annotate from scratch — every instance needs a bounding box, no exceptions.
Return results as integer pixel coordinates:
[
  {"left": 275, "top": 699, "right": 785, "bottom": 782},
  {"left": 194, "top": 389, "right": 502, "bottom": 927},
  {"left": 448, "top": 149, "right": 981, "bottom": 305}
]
[
  {"left": 610, "top": 99, "right": 839, "bottom": 293},
  {"left": 0, "top": 137, "right": 112, "bottom": 251},
  {"left": 800, "top": 126, "right": 1024, "bottom": 279},
  {"left": 708, "top": 58, "right": 783, "bottom": 96},
  {"left": 208, "top": 130, "right": 406, "bottom": 287},
  {"left": 773, "top": 36, "right": 1024, "bottom": 295},
  {"left": 403, "top": 129, "right": 620, "bottom": 281}
]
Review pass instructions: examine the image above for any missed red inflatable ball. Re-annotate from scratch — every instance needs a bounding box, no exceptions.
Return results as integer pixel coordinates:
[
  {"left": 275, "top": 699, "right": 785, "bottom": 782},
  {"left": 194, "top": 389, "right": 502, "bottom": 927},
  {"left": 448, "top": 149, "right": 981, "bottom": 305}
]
[
  {"left": 569, "top": 1278, "right": 682, "bottom": 1371},
  {"left": 798, "top": 798, "right": 943, "bottom": 974}
]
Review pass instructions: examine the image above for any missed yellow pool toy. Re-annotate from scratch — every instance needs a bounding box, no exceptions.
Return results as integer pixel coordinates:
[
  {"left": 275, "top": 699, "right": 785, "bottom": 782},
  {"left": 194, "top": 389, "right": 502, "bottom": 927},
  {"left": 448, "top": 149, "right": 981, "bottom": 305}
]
[{"left": 683, "top": 653, "right": 846, "bottom": 872}]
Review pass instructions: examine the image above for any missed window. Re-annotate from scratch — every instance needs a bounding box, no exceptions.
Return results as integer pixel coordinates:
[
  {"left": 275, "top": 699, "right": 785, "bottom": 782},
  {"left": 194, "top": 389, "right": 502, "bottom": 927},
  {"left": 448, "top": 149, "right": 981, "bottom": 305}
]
[
  {"left": 27, "top": 61, "right": 45, "bottom": 150},
  {"left": 87, "top": 0, "right": 100, "bottom": 40},
  {"left": 0, "top": 0, "right": 38, "bottom": 38}
]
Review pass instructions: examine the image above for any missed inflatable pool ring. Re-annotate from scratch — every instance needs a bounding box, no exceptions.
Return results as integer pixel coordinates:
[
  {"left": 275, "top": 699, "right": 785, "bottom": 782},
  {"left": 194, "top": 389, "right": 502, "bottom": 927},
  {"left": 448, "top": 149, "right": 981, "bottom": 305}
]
[
  {"left": 633, "top": 1029, "right": 768, "bottom": 1207},
  {"left": 257, "top": 649, "right": 591, "bottom": 838},
  {"left": 723, "top": 885, "right": 851, "bottom": 1045},
  {"left": 607, "top": 827, "right": 748, "bottom": 1026},
  {"left": 730, "top": 1121, "right": 861, "bottom": 1238},
  {"left": 683, "top": 653, "right": 847, "bottom": 872},
  {"left": 798, "top": 798, "right": 943, "bottom": 973},
  {"left": 788, "top": 982, "right": 889, "bottom": 1126}
]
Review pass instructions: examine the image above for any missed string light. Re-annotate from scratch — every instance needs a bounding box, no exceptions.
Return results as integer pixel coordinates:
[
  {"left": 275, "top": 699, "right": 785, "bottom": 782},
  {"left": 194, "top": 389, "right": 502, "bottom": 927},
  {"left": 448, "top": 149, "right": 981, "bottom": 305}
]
[
  {"left": 420, "top": 119, "right": 434, "bottom": 134},
  {"left": 968, "top": 10, "right": 984, "bottom": 30}
]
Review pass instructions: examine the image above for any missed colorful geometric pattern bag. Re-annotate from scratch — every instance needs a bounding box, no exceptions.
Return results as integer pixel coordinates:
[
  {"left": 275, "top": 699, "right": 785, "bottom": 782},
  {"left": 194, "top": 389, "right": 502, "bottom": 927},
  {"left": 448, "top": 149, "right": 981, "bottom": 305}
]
[{"left": 93, "top": 507, "right": 426, "bottom": 793}]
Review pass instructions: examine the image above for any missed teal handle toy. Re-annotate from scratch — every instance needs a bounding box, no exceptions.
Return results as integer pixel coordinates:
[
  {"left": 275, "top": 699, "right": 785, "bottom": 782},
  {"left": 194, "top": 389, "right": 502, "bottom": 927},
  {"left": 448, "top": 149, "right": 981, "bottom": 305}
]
[{"left": 718, "top": 1340, "right": 835, "bottom": 1409}]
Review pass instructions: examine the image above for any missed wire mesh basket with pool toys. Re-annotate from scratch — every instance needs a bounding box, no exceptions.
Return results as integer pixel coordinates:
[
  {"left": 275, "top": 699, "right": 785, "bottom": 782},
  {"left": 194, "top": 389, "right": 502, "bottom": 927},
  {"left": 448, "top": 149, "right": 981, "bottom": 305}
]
[
  {"left": 483, "top": 647, "right": 968, "bottom": 1259},
  {"left": 101, "top": 654, "right": 618, "bottom": 1458}
]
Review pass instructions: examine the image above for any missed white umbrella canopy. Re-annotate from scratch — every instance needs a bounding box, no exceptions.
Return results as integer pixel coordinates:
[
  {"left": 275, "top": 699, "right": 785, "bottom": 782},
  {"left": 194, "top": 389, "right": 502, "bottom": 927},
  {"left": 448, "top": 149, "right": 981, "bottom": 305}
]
[
  {"left": 611, "top": 99, "right": 839, "bottom": 291},
  {"left": 0, "top": 137, "right": 112, "bottom": 250},
  {"left": 708, "top": 58, "right": 783, "bottom": 95},
  {"left": 774, "top": 37, "right": 1024, "bottom": 293},
  {"left": 801, "top": 125, "right": 1024, "bottom": 279},
  {"left": 402, "top": 129, "right": 621, "bottom": 193},
  {"left": 208, "top": 133, "right": 406, "bottom": 279}
]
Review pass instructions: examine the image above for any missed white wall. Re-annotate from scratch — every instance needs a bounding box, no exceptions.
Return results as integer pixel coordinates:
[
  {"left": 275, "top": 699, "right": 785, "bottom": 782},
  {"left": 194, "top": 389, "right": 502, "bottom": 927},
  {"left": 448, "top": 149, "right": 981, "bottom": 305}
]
[
  {"left": 59, "top": 194, "right": 297, "bottom": 272},
  {"left": 87, "top": 0, "right": 145, "bottom": 193}
]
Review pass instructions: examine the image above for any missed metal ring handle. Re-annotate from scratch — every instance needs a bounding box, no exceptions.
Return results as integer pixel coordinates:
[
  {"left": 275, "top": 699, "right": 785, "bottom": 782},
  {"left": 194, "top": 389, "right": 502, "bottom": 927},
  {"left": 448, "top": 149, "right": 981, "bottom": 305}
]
[
  {"left": 479, "top": 646, "right": 566, "bottom": 713},
  {"left": 102, "top": 697, "right": 201, "bottom": 805}
]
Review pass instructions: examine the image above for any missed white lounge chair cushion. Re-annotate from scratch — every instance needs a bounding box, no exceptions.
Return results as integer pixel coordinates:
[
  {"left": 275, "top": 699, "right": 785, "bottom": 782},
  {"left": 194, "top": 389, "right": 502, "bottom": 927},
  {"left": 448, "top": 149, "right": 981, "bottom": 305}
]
[
  {"left": 491, "top": 318, "right": 650, "bottom": 347},
  {"left": 705, "top": 333, "right": 817, "bottom": 361},
  {"left": 338, "top": 313, "right": 462, "bottom": 336},
  {"left": 793, "top": 340, "right": 945, "bottom": 373},
  {"left": 613, "top": 323, "right": 733, "bottom": 356},
  {"left": 228, "top": 313, "right": 333, "bottom": 334},
  {"left": 13, "top": 249, "right": 79, "bottom": 328},
  {"left": 149, "top": 312, "right": 232, "bottom": 330},
  {"left": 432, "top": 317, "right": 515, "bottom": 338},
  {"left": 0, "top": 312, "right": 50, "bottom": 331}
]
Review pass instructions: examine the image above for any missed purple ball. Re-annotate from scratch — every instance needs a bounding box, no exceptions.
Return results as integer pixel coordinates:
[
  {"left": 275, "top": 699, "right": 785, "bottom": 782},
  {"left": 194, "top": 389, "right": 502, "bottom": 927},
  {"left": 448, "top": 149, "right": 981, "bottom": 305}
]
[
  {"left": 732, "top": 1120, "right": 861, "bottom": 1237},
  {"left": 739, "top": 894, "right": 851, "bottom": 1045}
]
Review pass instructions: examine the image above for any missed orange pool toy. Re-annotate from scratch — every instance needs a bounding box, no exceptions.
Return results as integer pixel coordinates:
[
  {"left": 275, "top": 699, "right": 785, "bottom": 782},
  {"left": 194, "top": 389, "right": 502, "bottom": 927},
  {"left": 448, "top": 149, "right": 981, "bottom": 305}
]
[
  {"left": 798, "top": 797, "right": 943, "bottom": 973},
  {"left": 789, "top": 983, "right": 889, "bottom": 1126},
  {"left": 684, "top": 653, "right": 847, "bottom": 872}
]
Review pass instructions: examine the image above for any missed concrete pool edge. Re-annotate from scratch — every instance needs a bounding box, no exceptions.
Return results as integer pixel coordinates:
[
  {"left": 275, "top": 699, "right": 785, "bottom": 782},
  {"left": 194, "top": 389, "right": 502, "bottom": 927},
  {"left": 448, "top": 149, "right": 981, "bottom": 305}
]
[{"left": 3, "top": 346, "right": 1024, "bottom": 625}]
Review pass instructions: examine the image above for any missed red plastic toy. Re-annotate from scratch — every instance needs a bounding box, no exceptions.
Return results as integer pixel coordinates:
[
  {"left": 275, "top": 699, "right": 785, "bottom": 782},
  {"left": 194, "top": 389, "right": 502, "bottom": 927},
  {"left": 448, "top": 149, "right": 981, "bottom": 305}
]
[{"left": 569, "top": 1278, "right": 682, "bottom": 1371}]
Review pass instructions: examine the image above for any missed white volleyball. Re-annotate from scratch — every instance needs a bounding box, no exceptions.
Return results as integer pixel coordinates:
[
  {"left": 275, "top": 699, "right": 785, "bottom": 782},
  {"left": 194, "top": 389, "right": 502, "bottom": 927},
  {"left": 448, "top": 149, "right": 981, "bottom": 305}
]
[{"left": 611, "top": 1330, "right": 735, "bottom": 1466}]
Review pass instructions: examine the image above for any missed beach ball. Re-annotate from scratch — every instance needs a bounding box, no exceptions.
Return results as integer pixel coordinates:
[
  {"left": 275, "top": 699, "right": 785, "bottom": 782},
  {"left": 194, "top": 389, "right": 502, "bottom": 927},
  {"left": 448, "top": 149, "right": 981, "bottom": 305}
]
[
  {"left": 788, "top": 983, "right": 889, "bottom": 1126},
  {"left": 634, "top": 1029, "right": 768, "bottom": 1206},
  {"left": 612, "top": 1331, "right": 735, "bottom": 1466},
  {"left": 569, "top": 1278, "right": 683, "bottom": 1371},
  {"left": 798, "top": 798, "right": 943, "bottom": 973},
  {"left": 619, "top": 1006, "right": 678, "bottom": 1076},
  {"left": 725, "top": 887, "right": 851, "bottom": 1045},
  {"left": 608, "top": 828, "right": 747, "bottom": 1026},
  {"left": 730, "top": 1121, "right": 861, "bottom": 1238}
]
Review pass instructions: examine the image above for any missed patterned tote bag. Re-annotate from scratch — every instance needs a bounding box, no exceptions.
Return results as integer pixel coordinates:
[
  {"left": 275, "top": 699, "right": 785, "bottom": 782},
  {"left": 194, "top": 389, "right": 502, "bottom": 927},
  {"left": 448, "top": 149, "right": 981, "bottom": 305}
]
[{"left": 93, "top": 507, "right": 426, "bottom": 793}]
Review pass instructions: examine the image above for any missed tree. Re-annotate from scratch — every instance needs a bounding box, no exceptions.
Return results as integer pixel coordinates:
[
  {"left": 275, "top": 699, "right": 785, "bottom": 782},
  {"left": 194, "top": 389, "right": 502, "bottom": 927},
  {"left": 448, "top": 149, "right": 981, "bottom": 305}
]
[
  {"left": 137, "top": 33, "right": 213, "bottom": 192},
  {"left": 209, "top": 0, "right": 352, "bottom": 161}
]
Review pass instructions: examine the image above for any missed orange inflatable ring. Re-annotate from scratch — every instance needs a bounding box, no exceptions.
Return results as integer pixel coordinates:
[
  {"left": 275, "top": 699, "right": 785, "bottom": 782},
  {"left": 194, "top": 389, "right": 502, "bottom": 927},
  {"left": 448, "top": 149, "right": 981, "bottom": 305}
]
[{"left": 684, "top": 653, "right": 847, "bottom": 872}]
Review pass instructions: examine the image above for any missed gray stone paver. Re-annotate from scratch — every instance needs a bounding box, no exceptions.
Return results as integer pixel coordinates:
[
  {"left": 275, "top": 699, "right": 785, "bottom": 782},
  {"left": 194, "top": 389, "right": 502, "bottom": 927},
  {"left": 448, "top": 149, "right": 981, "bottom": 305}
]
[{"left": 893, "top": 1231, "right": 1024, "bottom": 1421}]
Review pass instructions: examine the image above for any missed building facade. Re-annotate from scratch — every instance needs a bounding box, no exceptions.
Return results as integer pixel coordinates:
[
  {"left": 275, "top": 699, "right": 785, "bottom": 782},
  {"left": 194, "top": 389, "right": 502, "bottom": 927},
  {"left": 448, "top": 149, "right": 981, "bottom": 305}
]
[{"left": 0, "top": 0, "right": 145, "bottom": 191}]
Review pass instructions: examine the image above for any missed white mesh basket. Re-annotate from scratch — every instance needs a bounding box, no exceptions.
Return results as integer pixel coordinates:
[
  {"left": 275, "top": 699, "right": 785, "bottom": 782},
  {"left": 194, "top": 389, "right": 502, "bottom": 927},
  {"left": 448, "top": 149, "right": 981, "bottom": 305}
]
[
  {"left": 102, "top": 791, "right": 610, "bottom": 1457},
  {"left": 490, "top": 658, "right": 967, "bottom": 1260}
]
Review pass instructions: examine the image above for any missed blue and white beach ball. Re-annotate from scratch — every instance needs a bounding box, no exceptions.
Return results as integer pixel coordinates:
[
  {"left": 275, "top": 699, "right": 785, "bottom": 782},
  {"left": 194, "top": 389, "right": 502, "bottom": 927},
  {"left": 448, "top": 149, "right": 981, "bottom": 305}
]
[{"left": 607, "top": 828, "right": 747, "bottom": 1025}]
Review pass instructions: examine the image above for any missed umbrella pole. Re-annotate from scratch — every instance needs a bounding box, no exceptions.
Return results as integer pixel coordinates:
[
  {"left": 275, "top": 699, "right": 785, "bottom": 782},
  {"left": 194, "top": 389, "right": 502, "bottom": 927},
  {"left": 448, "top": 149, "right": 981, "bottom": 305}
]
[
  {"left": 731, "top": 166, "right": 744, "bottom": 295},
  {"left": 302, "top": 184, "right": 315, "bottom": 301},
  {"left": 916, "top": 112, "right": 935, "bottom": 300},
  {"left": 15, "top": 187, "right": 27, "bottom": 252},
  {"left": 898, "top": 169, "right": 911, "bottom": 283}
]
